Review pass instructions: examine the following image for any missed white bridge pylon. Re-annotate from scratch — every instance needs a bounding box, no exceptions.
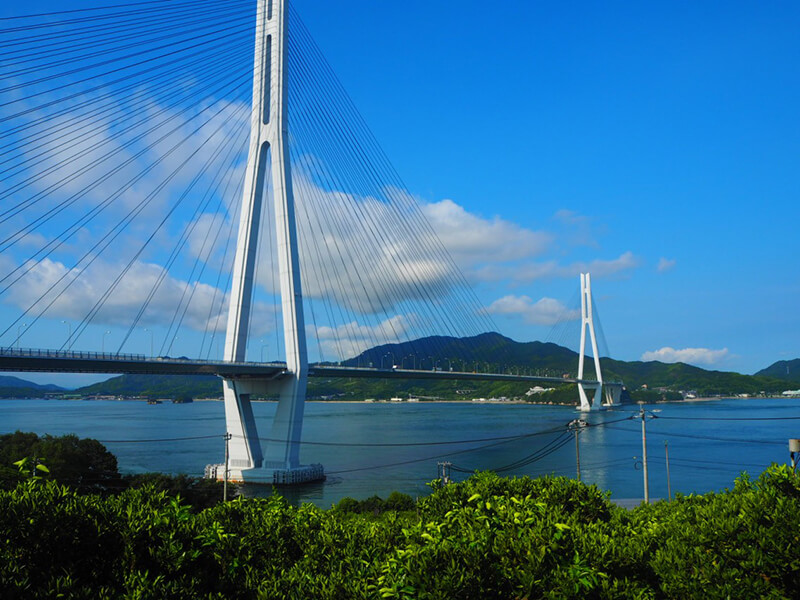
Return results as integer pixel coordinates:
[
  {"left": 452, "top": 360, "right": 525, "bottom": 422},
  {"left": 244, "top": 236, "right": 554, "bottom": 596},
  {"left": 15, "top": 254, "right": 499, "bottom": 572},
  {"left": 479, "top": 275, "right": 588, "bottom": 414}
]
[
  {"left": 219, "top": 0, "right": 322, "bottom": 484},
  {"left": 576, "top": 273, "right": 621, "bottom": 411}
]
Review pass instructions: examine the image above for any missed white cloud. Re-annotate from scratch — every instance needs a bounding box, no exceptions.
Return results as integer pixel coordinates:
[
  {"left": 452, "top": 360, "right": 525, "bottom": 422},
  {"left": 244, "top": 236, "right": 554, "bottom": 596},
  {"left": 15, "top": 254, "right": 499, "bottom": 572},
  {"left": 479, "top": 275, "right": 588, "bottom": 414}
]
[
  {"left": 473, "top": 251, "right": 639, "bottom": 283},
  {"left": 422, "top": 199, "right": 552, "bottom": 265},
  {"left": 1, "top": 256, "right": 276, "bottom": 339},
  {"left": 485, "top": 295, "right": 580, "bottom": 326},
  {"left": 11, "top": 87, "right": 249, "bottom": 267},
  {"left": 641, "top": 346, "right": 729, "bottom": 366},
  {"left": 657, "top": 257, "right": 676, "bottom": 272},
  {"left": 311, "top": 314, "right": 413, "bottom": 361}
]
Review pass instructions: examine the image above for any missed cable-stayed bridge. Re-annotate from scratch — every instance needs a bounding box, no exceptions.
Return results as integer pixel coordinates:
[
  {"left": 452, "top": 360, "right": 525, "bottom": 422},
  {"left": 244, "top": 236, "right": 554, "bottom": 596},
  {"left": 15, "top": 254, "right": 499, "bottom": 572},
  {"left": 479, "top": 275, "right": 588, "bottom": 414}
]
[{"left": 0, "top": 0, "right": 622, "bottom": 483}]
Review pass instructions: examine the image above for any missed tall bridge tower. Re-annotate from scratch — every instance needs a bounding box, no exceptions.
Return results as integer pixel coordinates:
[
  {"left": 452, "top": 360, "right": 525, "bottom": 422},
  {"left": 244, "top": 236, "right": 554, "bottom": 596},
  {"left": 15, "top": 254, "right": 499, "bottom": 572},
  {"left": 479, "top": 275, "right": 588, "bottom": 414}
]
[
  {"left": 220, "top": 0, "right": 322, "bottom": 484},
  {"left": 577, "top": 273, "right": 605, "bottom": 411}
]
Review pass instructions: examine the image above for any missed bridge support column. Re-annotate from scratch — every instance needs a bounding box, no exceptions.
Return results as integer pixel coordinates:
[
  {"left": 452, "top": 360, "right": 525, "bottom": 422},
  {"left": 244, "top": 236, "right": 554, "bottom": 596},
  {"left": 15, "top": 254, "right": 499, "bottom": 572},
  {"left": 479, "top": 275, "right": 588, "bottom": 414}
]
[
  {"left": 217, "top": 377, "right": 323, "bottom": 484},
  {"left": 577, "top": 273, "right": 604, "bottom": 411},
  {"left": 604, "top": 383, "right": 623, "bottom": 406},
  {"left": 213, "top": 0, "right": 322, "bottom": 485},
  {"left": 220, "top": 380, "right": 262, "bottom": 480}
]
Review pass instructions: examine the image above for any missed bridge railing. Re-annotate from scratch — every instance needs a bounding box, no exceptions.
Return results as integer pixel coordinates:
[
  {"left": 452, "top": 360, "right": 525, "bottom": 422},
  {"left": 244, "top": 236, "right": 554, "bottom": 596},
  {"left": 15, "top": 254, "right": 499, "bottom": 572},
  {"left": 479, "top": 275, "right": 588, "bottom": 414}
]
[
  {"left": 0, "top": 347, "right": 148, "bottom": 362},
  {"left": 0, "top": 347, "right": 286, "bottom": 367}
]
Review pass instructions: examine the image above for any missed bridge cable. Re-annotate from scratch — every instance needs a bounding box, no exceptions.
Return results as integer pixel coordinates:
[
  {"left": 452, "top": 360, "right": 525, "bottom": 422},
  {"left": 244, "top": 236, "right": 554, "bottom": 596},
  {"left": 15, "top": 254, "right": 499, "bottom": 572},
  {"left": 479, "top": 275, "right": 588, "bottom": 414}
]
[
  {"left": 287, "top": 11, "right": 492, "bottom": 362},
  {"left": 290, "top": 9, "right": 500, "bottom": 341},
  {"left": 2, "top": 91, "right": 251, "bottom": 347},
  {"left": 0, "top": 67, "right": 253, "bottom": 297}
]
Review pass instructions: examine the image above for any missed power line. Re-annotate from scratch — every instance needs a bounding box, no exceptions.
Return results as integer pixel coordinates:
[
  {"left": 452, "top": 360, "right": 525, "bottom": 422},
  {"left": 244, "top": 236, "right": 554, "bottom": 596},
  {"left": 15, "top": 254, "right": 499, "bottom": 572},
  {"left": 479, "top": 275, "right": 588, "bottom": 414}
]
[
  {"left": 235, "top": 423, "right": 571, "bottom": 448},
  {"left": 655, "top": 414, "right": 800, "bottom": 422},
  {"left": 98, "top": 434, "right": 221, "bottom": 444}
]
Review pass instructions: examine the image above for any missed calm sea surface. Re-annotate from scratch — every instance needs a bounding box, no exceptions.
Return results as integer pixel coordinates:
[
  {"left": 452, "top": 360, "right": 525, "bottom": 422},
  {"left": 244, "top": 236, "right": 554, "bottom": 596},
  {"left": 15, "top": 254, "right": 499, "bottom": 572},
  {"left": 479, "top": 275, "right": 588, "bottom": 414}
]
[{"left": 2, "top": 397, "right": 798, "bottom": 507}]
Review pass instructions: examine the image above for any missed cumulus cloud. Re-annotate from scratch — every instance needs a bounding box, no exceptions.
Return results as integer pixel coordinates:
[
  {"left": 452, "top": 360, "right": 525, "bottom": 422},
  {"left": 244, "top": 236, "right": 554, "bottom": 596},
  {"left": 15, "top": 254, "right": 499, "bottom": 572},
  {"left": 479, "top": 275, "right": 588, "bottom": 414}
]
[
  {"left": 2, "top": 256, "right": 276, "bottom": 338},
  {"left": 285, "top": 184, "right": 556, "bottom": 314},
  {"left": 11, "top": 88, "right": 249, "bottom": 267},
  {"left": 641, "top": 346, "right": 729, "bottom": 366},
  {"left": 266, "top": 178, "right": 459, "bottom": 315},
  {"left": 423, "top": 199, "right": 552, "bottom": 265},
  {"left": 311, "top": 314, "right": 413, "bottom": 361},
  {"left": 485, "top": 295, "right": 580, "bottom": 326},
  {"left": 657, "top": 257, "right": 676, "bottom": 272}
]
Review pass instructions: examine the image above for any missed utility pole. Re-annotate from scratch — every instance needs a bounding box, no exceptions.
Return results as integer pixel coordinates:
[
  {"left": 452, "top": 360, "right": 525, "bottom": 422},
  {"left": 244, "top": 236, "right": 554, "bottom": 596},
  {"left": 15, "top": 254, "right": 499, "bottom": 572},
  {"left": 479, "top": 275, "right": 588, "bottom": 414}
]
[
  {"left": 639, "top": 405, "right": 649, "bottom": 504},
  {"left": 664, "top": 440, "right": 672, "bottom": 501},
  {"left": 437, "top": 461, "right": 451, "bottom": 485},
  {"left": 790, "top": 439, "right": 800, "bottom": 472},
  {"left": 568, "top": 419, "right": 587, "bottom": 481},
  {"left": 223, "top": 432, "right": 232, "bottom": 501}
]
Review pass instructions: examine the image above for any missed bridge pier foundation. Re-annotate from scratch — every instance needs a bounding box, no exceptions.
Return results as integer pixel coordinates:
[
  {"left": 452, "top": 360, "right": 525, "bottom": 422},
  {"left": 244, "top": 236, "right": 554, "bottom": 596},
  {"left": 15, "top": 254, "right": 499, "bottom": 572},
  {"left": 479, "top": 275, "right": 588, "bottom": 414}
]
[{"left": 211, "top": 375, "right": 325, "bottom": 485}]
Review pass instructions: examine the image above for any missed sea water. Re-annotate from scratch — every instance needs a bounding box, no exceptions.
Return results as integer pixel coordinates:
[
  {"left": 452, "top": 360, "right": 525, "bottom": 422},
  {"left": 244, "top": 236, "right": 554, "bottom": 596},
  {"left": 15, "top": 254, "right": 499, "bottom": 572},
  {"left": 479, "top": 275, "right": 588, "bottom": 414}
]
[{"left": 1, "top": 397, "right": 797, "bottom": 507}]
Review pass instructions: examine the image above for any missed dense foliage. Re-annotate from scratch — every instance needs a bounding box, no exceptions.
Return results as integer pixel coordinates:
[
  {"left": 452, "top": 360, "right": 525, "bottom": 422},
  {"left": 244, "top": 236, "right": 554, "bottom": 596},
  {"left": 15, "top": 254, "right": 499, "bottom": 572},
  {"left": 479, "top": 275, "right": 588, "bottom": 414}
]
[
  {"left": 0, "top": 432, "right": 230, "bottom": 506},
  {"left": 2, "top": 466, "right": 799, "bottom": 598},
  {"left": 0, "top": 431, "right": 121, "bottom": 493}
]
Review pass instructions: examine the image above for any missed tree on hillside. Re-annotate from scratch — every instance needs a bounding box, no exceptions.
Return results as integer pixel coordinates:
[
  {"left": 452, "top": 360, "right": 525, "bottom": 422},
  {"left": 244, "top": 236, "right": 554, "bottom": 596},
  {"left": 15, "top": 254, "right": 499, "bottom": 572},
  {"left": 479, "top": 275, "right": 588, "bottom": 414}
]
[{"left": 0, "top": 431, "right": 121, "bottom": 493}]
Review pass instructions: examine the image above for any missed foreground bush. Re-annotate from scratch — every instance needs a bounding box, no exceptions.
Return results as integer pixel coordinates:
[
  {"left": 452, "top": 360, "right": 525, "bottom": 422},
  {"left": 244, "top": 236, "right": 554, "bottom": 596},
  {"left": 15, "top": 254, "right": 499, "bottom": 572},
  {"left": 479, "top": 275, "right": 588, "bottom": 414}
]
[
  {"left": 1, "top": 467, "right": 799, "bottom": 598},
  {"left": 0, "top": 431, "right": 232, "bottom": 507}
]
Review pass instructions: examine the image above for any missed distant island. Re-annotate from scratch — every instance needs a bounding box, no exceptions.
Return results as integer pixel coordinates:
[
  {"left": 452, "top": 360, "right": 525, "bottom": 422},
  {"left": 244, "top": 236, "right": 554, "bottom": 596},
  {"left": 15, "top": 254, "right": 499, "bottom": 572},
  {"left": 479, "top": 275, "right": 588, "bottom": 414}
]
[{"left": 1, "top": 333, "right": 797, "bottom": 404}]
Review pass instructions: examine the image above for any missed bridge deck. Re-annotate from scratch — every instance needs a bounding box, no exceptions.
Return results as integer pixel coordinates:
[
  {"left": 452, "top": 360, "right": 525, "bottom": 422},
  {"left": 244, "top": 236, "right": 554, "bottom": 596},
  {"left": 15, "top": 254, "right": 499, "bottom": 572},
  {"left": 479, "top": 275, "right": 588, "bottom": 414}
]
[{"left": 0, "top": 348, "right": 616, "bottom": 386}]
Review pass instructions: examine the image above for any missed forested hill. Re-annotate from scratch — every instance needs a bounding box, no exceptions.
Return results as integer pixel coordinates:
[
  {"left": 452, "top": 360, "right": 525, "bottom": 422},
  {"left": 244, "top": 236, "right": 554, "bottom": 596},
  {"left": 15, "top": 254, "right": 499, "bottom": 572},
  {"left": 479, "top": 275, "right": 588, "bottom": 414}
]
[
  {"left": 755, "top": 359, "right": 800, "bottom": 383},
  {"left": 343, "top": 332, "right": 577, "bottom": 372},
  {"left": 601, "top": 358, "right": 789, "bottom": 396},
  {"left": 0, "top": 375, "right": 63, "bottom": 397},
  {"left": 77, "top": 374, "right": 220, "bottom": 399}
]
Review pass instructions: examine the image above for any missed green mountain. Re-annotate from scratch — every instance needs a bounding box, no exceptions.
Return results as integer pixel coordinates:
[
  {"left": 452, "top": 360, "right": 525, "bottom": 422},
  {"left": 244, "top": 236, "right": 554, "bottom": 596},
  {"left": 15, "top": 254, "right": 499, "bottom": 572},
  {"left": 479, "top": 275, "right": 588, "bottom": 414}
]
[
  {"left": 600, "top": 358, "right": 788, "bottom": 396},
  {"left": 0, "top": 375, "right": 64, "bottom": 398},
  {"left": 60, "top": 333, "right": 794, "bottom": 400},
  {"left": 78, "top": 374, "right": 221, "bottom": 399},
  {"left": 344, "top": 332, "right": 576, "bottom": 375},
  {"left": 755, "top": 359, "right": 800, "bottom": 383}
]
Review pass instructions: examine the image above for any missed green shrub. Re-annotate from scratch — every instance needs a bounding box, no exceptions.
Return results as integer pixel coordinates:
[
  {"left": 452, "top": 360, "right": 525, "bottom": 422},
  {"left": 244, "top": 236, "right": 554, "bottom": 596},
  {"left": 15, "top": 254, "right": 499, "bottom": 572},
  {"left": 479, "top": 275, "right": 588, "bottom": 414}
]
[
  {"left": 0, "top": 431, "right": 121, "bottom": 494},
  {"left": 1, "top": 465, "right": 799, "bottom": 598},
  {"left": 123, "top": 472, "right": 233, "bottom": 511}
]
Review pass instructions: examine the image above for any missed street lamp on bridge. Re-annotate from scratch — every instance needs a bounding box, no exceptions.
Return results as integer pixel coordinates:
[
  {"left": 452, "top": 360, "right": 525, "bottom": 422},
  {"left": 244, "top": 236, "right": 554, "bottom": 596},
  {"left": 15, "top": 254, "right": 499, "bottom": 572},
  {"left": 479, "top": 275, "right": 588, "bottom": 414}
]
[
  {"left": 102, "top": 330, "right": 111, "bottom": 354},
  {"left": 61, "top": 320, "right": 71, "bottom": 348},
  {"left": 16, "top": 323, "right": 26, "bottom": 351},
  {"left": 143, "top": 328, "right": 154, "bottom": 358}
]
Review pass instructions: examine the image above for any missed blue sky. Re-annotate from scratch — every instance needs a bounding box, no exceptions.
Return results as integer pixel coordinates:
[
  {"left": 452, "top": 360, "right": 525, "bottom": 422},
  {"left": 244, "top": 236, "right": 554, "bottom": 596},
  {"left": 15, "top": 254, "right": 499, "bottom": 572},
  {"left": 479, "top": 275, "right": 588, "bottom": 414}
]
[
  {"left": 295, "top": 0, "right": 799, "bottom": 374},
  {"left": 1, "top": 0, "right": 798, "bottom": 385}
]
